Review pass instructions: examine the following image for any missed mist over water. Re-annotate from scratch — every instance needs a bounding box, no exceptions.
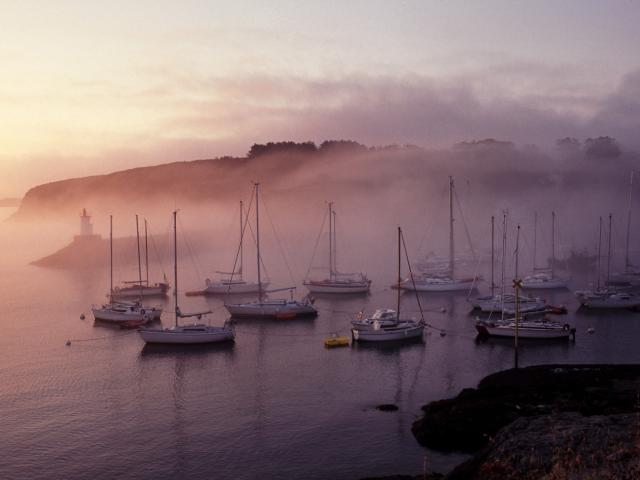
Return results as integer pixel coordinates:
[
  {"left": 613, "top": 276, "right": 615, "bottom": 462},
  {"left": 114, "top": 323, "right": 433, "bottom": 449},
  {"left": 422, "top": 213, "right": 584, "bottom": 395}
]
[{"left": 2, "top": 157, "right": 640, "bottom": 479}]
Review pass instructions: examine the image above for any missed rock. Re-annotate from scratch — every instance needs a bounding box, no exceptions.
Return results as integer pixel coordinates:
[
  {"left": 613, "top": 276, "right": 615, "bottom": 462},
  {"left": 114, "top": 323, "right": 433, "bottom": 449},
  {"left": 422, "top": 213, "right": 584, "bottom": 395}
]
[
  {"left": 412, "top": 364, "right": 640, "bottom": 453},
  {"left": 447, "top": 413, "right": 640, "bottom": 479}
]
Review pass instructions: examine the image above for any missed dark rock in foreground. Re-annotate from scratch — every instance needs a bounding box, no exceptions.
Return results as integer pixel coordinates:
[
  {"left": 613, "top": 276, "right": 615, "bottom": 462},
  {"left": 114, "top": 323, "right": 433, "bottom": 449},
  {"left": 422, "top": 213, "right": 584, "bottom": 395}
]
[
  {"left": 447, "top": 412, "right": 640, "bottom": 479},
  {"left": 412, "top": 364, "right": 640, "bottom": 454}
]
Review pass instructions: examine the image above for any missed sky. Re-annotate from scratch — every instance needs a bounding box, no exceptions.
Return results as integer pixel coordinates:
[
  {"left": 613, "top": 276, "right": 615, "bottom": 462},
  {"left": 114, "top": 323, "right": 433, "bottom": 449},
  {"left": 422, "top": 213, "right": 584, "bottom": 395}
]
[{"left": 1, "top": 0, "right": 639, "bottom": 195}]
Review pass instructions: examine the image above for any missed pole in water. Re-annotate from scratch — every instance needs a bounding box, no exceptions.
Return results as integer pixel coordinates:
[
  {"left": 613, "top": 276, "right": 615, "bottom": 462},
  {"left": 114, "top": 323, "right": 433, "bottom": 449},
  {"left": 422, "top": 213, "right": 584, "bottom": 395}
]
[{"left": 513, "top": 278, "right": 522, "bottom": 369}]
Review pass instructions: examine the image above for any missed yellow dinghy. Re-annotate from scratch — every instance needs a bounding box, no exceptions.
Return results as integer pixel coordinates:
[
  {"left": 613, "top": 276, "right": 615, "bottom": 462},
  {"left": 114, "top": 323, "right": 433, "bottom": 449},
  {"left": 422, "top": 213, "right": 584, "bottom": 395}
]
[{"left": 324, "top": 333, "right": 350, "bottom": 348}]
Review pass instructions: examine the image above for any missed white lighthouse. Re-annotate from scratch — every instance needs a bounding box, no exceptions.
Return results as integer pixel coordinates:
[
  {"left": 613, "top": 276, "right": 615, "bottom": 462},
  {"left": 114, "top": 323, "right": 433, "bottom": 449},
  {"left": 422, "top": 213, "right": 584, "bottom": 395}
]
[
  {"left": 80, "top": 208, "right": 93, "bottom": 236},
  {"left": 74, "top": 208, "right": 100, "bottom": 241}
]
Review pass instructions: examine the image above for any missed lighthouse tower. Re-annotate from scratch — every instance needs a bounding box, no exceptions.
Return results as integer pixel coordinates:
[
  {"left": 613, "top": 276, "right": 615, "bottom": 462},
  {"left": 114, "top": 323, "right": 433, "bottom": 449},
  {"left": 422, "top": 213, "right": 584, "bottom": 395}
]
[
  {"left": 79, "top": 208, "right": 93, "bottom": 236},
  {"left": 74, "top": 208, "right": 100, "bottom": 241}
]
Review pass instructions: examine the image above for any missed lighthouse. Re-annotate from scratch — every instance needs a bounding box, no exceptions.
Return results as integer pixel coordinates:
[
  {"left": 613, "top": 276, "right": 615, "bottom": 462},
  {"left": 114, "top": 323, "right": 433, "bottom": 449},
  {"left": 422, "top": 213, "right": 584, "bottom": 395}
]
[
  {"left": 80, "top": 208, "right": 93, "bottom": 236},
  {"left": 74, "top": 208, "right": 100, "bottom": 241}
]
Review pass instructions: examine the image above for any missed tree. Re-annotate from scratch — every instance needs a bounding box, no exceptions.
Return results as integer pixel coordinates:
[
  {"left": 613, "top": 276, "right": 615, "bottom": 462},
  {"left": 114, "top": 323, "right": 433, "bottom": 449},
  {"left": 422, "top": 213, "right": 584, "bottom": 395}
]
[{"left": 584, "top": 136, "right": 622, "bottom": 159}]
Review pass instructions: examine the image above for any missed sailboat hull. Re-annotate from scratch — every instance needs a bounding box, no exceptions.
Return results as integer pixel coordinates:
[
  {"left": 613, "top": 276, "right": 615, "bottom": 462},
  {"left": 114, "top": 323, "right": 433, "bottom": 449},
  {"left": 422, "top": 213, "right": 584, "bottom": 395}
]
[
  {"left": 225, "top": 300, "right": 317, "bottom": 318},
  {"left": 575, "top": 291, "right": 640, "bottom": 309},
  {"left": 138, "top": 325, "right": 235, "bottom": 344},
  {"left": 112, "top": 283, "right": 170, "bottom": 298},
  {"left": 351, "top": 323, "right": 424, "bottom": 342},
  {"left": 401, "top": 277, "right": 477, "bottom": 292},
  {"left": 521, "top": 277, "right": 567, "bottom": 290},
  {"left": 303, "top": 280, "right": 371, "bottom": 294},
  {"left": 476, "top": 321, "right": 572, "bottom": 339},
  {"left": 204, "top": 280, "right": 267, "bottom": 295}
]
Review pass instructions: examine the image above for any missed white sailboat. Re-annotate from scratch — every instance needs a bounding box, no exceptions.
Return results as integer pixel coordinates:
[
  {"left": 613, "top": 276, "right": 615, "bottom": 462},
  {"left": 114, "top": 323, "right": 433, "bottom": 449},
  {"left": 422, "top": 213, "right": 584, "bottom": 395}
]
[
  {"left": 476, "top": 277, "right": 574, "bottom": 340},
  {"left": 522, "top": 212, "right": 568, "bottom": 290},
  {"left": 112, "top": 219, "right": 170, "bottom": 298},
  {"left": 476, "top": 316, "right": 574, "bottom": 339},
  {"left": 470, "top": 214, "right": 545, "bottom": 313},
  {"left": 303, "top": 202, "right": 371, "bottom": 294},
  {"left": 575, "top": 215, "right": 640, "bottom": 309},
  {"left": 204, "top": 201, "right": 267, "bottom": 295},
  {"left": 92, "top": 216, "right": 162, "bottom": 325},
  {"left": 351, "top": 227, "right": 425, "bottom": 342},
  {"left": 400, "top": 176, "right": 479, "bottom": 292},
  {"left": 225, "top": 183, "right": 317, "bottom": 319},
  {"left": 138, "top": 211, "right": 235, "bottom": 344}
]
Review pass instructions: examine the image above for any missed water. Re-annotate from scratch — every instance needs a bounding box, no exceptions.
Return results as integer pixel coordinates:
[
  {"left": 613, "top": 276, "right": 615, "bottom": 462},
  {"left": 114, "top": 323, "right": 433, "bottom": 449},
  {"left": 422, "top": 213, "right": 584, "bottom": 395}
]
[{"left": 2, "top": 210, "right": 640, "bottom": 479}]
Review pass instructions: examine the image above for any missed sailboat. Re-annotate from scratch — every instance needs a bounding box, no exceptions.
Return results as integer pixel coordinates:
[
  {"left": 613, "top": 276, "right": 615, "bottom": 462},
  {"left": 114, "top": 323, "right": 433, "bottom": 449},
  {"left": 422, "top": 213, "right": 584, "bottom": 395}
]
[
  {"left": 521, "top": 212, "right": 568, "bottom": 289},
  {"left": 400, "top": 176, "right": 479, "bottom": 292},
  {"left": 204, "top": 201, "right": 267, "bottom": 295},
  {"left": 92, "top": 216, "right": 162, "bottom": 324},
  {"left": 224, "top": 183, "right": 317, "bottom": 319},
  {"left": 470, "top": 214, "right": 545, "bottom": 313},
  {"left": 610, "top": 171, "right": 640, "bottom": 286},
  {"left": 575, "top": 215, "right": 640, "bottom": 309},
  {"left": 476, "top": 258, "right": 575, "bottom": 340},
  {"left": 351, "top": 227, "right": 425, "bottom": 342},
  {"left": 303, "top": 202, "right": 371, "bottom": 294},
  {"left": 138, "top": 211, "right": 235, "bottom": 344},
  {"left": 476, "top": 297, "right": 575, "bottom": 339},
  {"left": 112, "top": 218, "right": 170, "bottom": 298}
]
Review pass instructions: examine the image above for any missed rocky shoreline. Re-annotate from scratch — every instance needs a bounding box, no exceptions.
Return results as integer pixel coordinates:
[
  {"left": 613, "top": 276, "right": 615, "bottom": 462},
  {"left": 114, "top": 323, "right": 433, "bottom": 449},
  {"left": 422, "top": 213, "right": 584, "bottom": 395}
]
[{"left": 408, "top": 364, "right": 640, "bottom": 479}]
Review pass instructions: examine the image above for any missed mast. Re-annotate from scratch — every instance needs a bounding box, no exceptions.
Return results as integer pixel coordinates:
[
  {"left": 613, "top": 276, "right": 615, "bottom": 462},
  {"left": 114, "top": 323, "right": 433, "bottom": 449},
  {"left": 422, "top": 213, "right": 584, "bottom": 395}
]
[
  {"left": 449, "top": 176, "right": 455, "bottom": 279},
  {"left": 597, "top": 216, "right": 602, "bottom": 290},
  {"left": 332, "top": 208, "right": 337, "bottom": 276},
  {"left": 397, "top": 226, "right": 402, "bottom": 319},
  {"left": 255, "top": 183, "right": 262, "bottom": 301},
  {"left": 501, "top": 212, "right": 507, "bottom": 298},
  {"left": 328, "top": 201, "right": 333, "bottom": 280},
  {"left": 607, "top": 213, "right": 613, "bottom": 283},
  {"left": 533, "top": 211, "right": 538, "bottom": 270},
  {"left": 109, "top": 215, "right": 113, "bottom": 300},
  {"left": 625, "top": 171, "right": 634, "bottom": 272},
  {"left": 144, "top": 218, "right": 149, "bottom": 287},
  {"left": 491, "top": 216, "right": 495, "bottom": 296},
  {"left": 515, "top": 224, "right": 520, "bottom": 280},
  {"left": 239, "top": 201, "right": 244, "bottom": 277},
  {"left": 551, "top": 211, "right": 556, "bottom": 278},
  {"left": 173, "top": 210, "right": 178, "bottom": 327},
  {"left": 136, "top": 215, "right": 143, "bottom": 299}
]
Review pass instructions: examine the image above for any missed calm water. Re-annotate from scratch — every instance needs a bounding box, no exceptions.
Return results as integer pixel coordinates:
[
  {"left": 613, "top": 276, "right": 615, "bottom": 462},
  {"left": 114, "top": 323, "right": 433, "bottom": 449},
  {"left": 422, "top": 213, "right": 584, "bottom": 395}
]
[{"left": 2, "top": 211, "right": 640, "bottom": 479}]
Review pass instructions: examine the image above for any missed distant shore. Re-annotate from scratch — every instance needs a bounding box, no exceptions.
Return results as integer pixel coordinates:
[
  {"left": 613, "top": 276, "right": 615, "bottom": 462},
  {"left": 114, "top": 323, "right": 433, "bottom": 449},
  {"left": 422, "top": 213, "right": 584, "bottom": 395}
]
[{"left": 407, "top": 364, "right": 640, "bottom": 479}]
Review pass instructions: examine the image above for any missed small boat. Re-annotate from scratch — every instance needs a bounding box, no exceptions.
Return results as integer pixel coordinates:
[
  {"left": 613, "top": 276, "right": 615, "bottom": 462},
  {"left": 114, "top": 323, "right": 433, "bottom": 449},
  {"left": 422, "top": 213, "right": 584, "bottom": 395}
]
[
  {"left": 225, "top": 183, "right": 318, "bottom": 319},
  {"left": 304, "top": 202, "right": 371, "bottom": 294},
  {"left": 351, "top": 227, "right": 425, "bottom": 343},
  {"left": 139, "top": 211, "right": 235, "bottom": 345},
  {"left": 324, "top": 333, "right": 350, "bottom": 348}
]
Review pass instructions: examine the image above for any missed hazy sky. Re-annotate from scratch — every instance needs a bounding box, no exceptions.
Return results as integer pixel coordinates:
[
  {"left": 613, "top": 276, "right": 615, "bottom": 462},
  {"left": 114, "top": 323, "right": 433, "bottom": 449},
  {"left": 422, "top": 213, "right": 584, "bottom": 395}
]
[{"left": 1, "top": 0, "right": 639, "bottom": 195}]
